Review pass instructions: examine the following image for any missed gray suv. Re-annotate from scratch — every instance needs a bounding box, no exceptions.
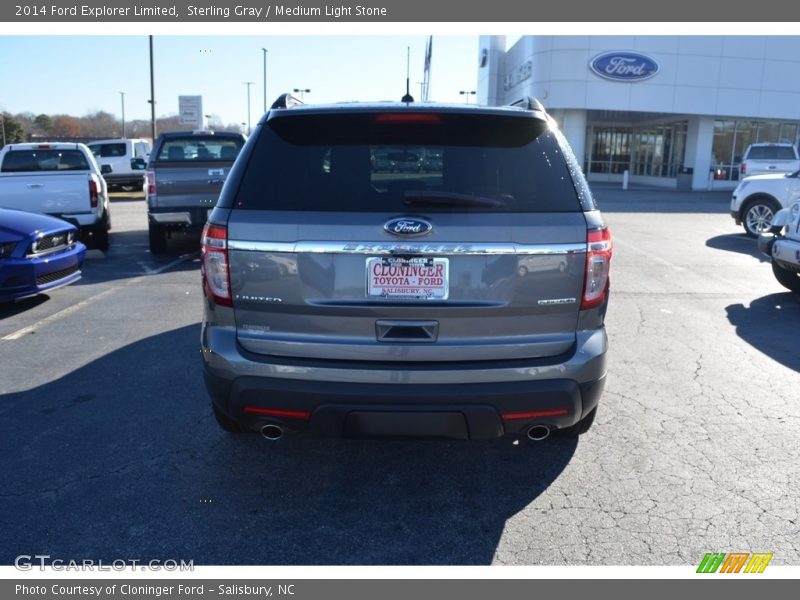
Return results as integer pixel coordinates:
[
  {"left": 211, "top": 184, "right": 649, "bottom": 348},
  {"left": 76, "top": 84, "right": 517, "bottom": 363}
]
[{"left": 201, "top": 94, "right": 611, "bottom": 442}]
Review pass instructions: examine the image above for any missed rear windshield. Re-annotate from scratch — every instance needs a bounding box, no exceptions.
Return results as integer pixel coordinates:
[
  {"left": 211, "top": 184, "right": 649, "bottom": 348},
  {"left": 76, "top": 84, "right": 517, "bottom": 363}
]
[
  {"left": 88, "top": 143, "right": 126, "bottom": 158},
  {"left": 747, "top": 146, "right": 798, "bottom": 160},
  {"left": 232, "top": 112, "right": 583, "bottom": 213},
  {"left": 1, "top": 149, "right": 89, "bottom": 172},
  {"left": 153, "top": 135, "right": 244, "bottom": 162}
]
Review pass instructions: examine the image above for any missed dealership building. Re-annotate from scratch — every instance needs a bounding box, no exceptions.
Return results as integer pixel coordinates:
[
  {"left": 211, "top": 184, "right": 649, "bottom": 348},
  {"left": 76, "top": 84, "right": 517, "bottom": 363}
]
[{"left": 478, "top": 35, "right": 800, "bottom": 190}]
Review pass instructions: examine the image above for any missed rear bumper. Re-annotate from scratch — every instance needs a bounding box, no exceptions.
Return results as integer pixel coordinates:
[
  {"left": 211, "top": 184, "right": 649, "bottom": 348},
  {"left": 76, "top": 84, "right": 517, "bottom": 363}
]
[
  {"left": 104, "top": 173, "right": 145, "bottom": 187},
  {"left": 202, "top": 324, "right": 607, "bottom": 439},
  {"left": 148, "top": 206, "right": 209, "bottom": 228},
  {"left": 50, "top": 212, "right": 101, "bottom": 229},
  {"left": 772, "top": 237, "right": 800, "bottom": 269}
]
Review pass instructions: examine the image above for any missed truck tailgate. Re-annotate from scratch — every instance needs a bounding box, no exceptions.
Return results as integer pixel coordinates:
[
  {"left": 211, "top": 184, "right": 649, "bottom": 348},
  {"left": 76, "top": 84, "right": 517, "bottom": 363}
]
[
  {"left": 0, "top": 172, "right": 90, "bottom": 214},
  {"left": 151, "top": 163, "right": 231, "bottom": 209}
]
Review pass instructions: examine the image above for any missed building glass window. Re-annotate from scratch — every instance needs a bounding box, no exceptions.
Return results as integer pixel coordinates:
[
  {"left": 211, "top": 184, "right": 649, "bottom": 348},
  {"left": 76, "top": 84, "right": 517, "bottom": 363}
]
[
  {"left": 589, "top": 128, "right": 631, "bottom": 174},
  {"left": 712, "top": 120, "right": 736, "bottom": 180},
  {"left": 780, "top": 123, "right": 798, "bottom": 144},
  {"left": 589, "top": 122, "right": 686, "bottom": 178},
  {"left": 756, "top": 121, "right": 780, "bottom": 143},
  {"left": 712, "top": 119, "right": 800, "bottom": 180}
]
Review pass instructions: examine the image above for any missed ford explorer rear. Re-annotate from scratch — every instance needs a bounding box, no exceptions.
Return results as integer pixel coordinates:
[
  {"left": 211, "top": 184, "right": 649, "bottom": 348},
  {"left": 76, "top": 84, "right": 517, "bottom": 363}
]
[{"left": 201, "top": 95, "right": 611, "bottom": 443}]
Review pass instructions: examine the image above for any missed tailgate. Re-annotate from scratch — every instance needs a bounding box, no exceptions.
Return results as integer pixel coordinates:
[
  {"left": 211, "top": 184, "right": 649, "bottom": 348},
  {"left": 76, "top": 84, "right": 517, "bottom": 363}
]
[
  {"left": 0, "top": 172, "right": 90, "bottom": 214},
  {"left": 151, "top": 163, "right": 231, "bottom": 209},
  {"left": 228, "top": 211, "right": 587, "bottom": 362}
]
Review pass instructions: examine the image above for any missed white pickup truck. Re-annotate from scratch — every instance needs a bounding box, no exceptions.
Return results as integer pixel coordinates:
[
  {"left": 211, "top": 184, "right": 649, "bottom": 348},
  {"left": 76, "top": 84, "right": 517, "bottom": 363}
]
[
  {"left": 758, "top": 201, "right": 800, "bottom": 293},
  {"left": 0, "top": 143, "right": 112, "bottom": 250},
  {"left": 738, "top": 142, "right": 800, "bottom": 179}
]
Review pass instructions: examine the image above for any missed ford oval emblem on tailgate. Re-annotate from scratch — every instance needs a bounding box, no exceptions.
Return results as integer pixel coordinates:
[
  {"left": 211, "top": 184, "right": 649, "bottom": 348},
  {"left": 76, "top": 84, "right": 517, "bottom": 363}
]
[{"left": 384, "top": 217, "right": 433, "bottom": 237}]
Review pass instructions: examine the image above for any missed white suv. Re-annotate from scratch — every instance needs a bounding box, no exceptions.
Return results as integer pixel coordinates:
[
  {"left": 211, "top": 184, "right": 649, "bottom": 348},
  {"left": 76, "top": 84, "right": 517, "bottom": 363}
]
[{"left": 87, "top": 138, "right": 151, "bottom": 192}]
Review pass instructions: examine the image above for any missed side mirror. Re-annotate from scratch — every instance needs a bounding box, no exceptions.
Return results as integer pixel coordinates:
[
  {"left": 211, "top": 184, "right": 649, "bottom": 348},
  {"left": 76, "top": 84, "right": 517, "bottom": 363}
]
[
  {"left": 131, "top": 157, "right": 146, "bottom": 170},
  {"left": 100, "top": 164, "right": 113, "bottom": 175}
]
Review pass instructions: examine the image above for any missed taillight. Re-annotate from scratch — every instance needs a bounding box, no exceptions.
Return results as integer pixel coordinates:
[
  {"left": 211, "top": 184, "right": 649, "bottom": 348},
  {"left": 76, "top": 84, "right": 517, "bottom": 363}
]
[
  {"left": 89, "top": 178, "right": 98, "bottom": 208},
  {"left": 201, "top": 223, "right": 232, "bottom": 306},
  {"left": 146, "top": 169, "right": 156, "bottom": 196},
  {"left": 740, "top": 162, "right": 747, "bottom": 175},
  {"left": 581, "top": 227, "right": 612, "bottom": 310}
]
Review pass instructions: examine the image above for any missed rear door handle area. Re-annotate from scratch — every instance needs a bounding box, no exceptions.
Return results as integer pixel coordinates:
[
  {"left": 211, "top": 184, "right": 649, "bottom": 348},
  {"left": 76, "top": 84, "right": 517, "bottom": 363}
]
[{"left": 376, "top": 320, "right": 439, "bottom": 342}]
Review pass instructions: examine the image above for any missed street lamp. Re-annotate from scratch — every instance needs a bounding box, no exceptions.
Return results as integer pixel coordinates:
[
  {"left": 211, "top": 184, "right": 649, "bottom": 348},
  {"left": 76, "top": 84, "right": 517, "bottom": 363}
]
[
  {"left": 243, "top": 81, "right": 254, "bottom": 135},
  {"left": 119, "top": 91, "right": 126, "bottom": 138},
  {"left": 205, "top": 114, "right": 212, "bottom": 129},
  {"left": 459, "top": 90, "right": 476, "bottom": 104},
  {"left": 293, "top": 88, "right": 310, "bottom": 101},
  {"left": 262, "top": 48, "right": 268, "bottom": 112},
  {"left": 148, "top": 35, "right": 156, "bottom": 141}
]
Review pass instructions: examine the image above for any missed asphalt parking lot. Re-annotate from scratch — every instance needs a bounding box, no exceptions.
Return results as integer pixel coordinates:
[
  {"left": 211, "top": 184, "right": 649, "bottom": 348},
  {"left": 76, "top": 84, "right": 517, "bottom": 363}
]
[{"left": 1, "top": 185, "right": 798, "bottom": 566}]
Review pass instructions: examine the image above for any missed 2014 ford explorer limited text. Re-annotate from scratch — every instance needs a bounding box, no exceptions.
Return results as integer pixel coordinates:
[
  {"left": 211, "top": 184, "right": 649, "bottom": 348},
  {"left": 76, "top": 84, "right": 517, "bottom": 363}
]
[{"left": 201, "top": 95, "right": 612, "bottom": 442}]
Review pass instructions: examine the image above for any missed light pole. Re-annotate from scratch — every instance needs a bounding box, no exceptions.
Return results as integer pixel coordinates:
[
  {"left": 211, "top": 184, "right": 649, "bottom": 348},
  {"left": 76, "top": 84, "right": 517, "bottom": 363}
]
[
  {"left": 119, "top": 91, "right": 126, "bottom": 138},
  {"left": 205, "top": 114, "right": 212, "bottom": 129},
  {"left": 148, "top": 35, "right": 156, "bottom": 141},
  {"left": 243, "top": 81, "right": 254, "bottom": 134},
  {"left": 293, "top": 88, "right": 310, "bottom": 101},
  {"left": 262, "top": 47, "right": 268, "bottom": 112},
  {"left": 459, "top": 90, "right": 476, "bottom": 104}
]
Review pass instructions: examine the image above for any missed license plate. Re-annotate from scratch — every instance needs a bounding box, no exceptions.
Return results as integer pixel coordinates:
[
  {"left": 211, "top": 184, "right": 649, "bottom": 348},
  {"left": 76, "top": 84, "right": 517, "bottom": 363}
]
[{"left": 366, "top": 257, "right": 449, "bottom": 300}]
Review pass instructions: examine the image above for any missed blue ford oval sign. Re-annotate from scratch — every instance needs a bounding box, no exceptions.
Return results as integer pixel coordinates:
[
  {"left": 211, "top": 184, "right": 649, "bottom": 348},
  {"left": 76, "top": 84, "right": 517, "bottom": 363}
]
[
  {"left": 590, "top": 52, "right": 659, "bottom": 82},
  {"left": 384, "top": 217, "right": 433, "bottom": 237}
]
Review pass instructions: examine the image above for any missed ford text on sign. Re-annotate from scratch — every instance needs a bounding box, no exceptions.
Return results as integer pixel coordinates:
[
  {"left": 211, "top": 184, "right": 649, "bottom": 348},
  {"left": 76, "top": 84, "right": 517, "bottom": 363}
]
[{"left": 589, "top": 52, "right": 659, "bottom": 82}]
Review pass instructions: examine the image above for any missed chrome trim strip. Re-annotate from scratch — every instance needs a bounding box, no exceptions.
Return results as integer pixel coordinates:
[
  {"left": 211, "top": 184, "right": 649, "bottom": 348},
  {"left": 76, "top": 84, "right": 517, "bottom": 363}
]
[
  {"left": 26, "top": 243, "right": 75, "bottom": 259},
  {"left": 227, "top": 240, "right": 586, "bottom": 256}
]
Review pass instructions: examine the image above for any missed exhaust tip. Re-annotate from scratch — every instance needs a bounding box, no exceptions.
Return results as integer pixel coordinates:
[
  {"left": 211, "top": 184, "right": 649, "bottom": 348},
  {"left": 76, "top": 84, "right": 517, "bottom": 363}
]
[
  {"left": 260, "top": 423, "right": 284, "bottom": 441},
  {"left": 526, "top": 425, "right": 551, "bottom": 441}
]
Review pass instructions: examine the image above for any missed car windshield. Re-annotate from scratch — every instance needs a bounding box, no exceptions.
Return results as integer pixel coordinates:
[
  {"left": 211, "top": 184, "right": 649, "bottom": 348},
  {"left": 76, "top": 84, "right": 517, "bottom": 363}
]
[{"left": 232, "top": 112, "right": 584, "bottom": 213}]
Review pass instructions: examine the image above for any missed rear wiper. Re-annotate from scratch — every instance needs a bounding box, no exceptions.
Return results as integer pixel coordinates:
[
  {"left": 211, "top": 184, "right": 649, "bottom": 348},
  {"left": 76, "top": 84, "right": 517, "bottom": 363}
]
[{"left": 403, "top": 190, "right": 508, "bottom": 208}]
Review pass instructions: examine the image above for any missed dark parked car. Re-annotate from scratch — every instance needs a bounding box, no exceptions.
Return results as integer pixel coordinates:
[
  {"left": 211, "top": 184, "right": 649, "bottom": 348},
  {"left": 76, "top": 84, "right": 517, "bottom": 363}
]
[
  {"left": 201, "top": 95, "right": 611, "bottom": 442},
  {"left": 0, "top": 208, "right": 86, "bottom": 302}
]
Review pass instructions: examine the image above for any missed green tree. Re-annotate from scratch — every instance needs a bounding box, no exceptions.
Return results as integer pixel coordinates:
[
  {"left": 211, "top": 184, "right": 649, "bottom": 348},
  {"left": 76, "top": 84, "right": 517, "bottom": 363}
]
[
  {"left": 33, "top": 113, "right": 52, "bottom": 135},
  {"left": 1, "top": 112, "right": 27, "bottom": 147}
]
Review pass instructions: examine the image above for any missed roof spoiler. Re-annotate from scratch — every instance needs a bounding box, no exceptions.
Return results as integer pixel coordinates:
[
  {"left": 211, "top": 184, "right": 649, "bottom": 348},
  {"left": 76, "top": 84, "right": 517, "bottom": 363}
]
[
  {"left": 271, "top": 93, "right": 304, "bottom": 110},
  {"left": 507, "top": 96, "right": 546, "bottom": 112}
]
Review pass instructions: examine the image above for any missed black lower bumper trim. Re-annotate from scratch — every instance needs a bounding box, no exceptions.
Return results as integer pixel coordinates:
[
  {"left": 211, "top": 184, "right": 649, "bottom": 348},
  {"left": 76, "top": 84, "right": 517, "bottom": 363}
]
[{"left": 206, "top": 371, "right": 607, "bottom": 439}]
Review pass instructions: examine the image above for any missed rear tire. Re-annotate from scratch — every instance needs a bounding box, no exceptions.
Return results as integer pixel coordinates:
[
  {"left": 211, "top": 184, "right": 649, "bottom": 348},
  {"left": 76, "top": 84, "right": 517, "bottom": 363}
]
[
  {"left": 772, "top": 260, "right": 800, "bottom": 293},
  {"left": 742, "top": 197, "right": 780, "bottom": 237},
  {"left": 212, "top": 403, "right": 249, "bottom": 433},
  {"left": 92, "top": 214, "right": 110, "bottom": 251},
  {"left": 148, "top": 223, "right": 167, "bottom": 254}
]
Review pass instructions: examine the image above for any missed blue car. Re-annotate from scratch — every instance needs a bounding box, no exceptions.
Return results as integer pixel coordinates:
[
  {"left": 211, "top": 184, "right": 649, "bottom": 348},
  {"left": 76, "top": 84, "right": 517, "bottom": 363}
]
[{"left": 0, "top": 208, "right": 86, "bottom": 302}]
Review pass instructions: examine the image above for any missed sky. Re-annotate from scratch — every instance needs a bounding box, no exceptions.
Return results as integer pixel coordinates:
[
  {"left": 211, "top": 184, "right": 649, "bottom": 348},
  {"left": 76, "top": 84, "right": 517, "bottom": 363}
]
[{"left": 0, "top": 35, "right": 480, "bottom": 127}]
